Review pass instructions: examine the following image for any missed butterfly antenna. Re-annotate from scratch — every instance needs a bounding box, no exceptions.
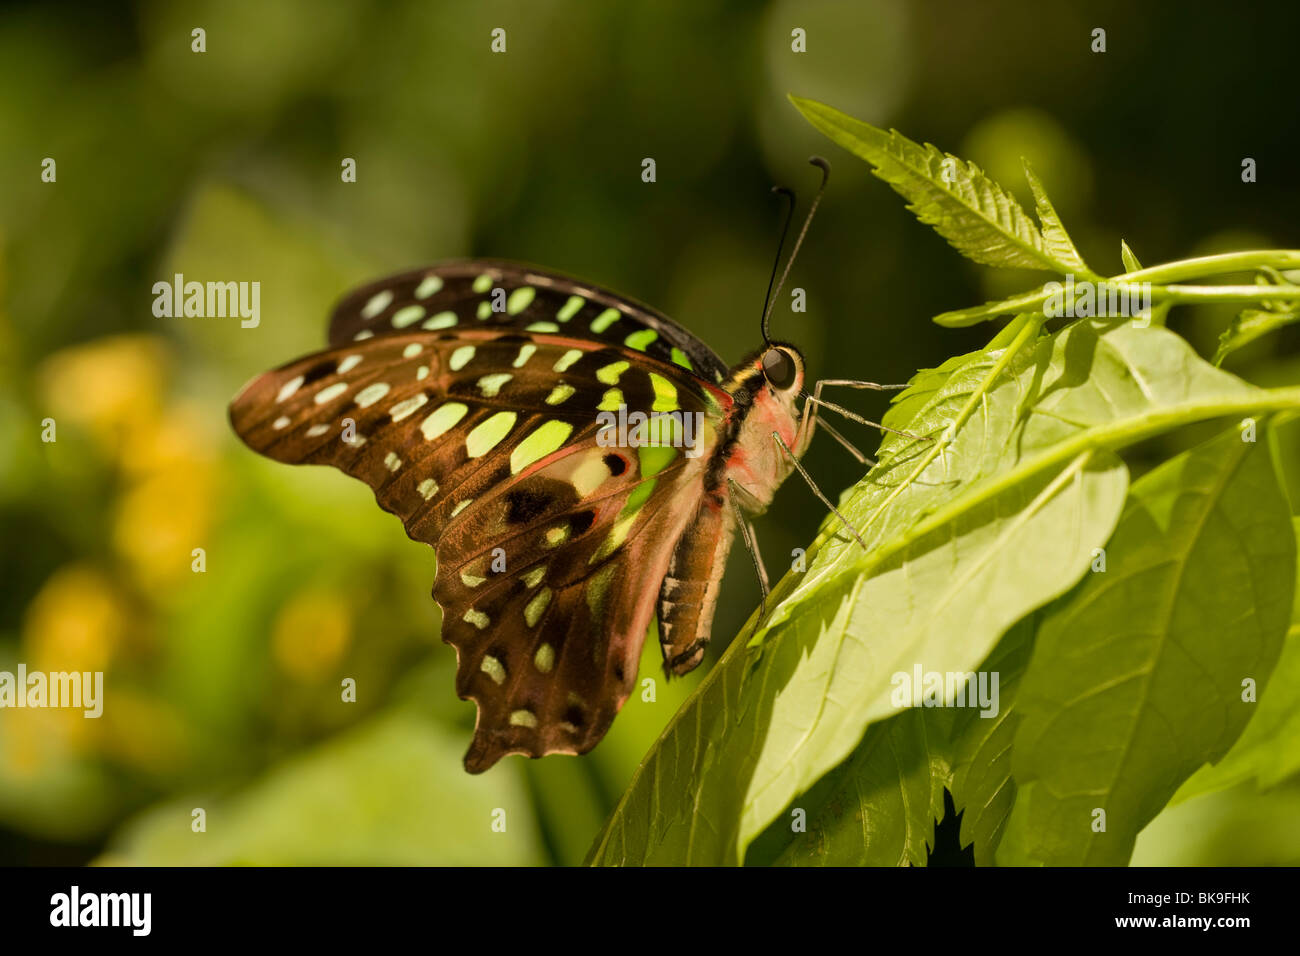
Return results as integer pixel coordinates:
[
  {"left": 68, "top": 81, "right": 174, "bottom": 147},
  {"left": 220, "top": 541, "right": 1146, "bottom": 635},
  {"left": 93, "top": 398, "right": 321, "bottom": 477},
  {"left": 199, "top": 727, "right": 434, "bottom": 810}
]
[
  {"left": 761, "top": 187, "right": 797, "bottom": 345},
  {"left": 761, "top": 156, "right": 830, "bottom": 344}
]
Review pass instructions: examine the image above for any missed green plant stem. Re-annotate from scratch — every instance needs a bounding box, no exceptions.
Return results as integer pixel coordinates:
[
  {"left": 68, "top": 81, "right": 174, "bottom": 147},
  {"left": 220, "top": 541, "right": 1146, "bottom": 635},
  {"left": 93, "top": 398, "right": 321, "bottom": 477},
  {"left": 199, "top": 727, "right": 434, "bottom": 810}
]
[
  {"left": 1156, "top": 284, "right": 1300, "bottom": 304},
  {"left": 937, "top": 251, "right": 1300, "bottom": 327},
  {"left": 1112, "top": 250, "right": 1300, "bottom": 284}
]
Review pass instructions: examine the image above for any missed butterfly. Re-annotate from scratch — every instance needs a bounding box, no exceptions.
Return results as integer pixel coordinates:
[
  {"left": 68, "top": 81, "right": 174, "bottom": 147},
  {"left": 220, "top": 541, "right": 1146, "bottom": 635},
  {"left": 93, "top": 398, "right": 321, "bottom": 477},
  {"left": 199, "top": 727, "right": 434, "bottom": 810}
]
[{"left": 229, "top": 162, "right": 887, "bottom": 772}]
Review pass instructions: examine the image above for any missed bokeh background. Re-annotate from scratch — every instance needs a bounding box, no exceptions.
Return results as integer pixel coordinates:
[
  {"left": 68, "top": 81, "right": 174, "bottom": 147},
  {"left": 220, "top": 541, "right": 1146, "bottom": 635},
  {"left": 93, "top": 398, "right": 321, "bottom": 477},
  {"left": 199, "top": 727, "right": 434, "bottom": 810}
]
[{"left": 3, "top": 0, "right": 1300, "bottom": 865}]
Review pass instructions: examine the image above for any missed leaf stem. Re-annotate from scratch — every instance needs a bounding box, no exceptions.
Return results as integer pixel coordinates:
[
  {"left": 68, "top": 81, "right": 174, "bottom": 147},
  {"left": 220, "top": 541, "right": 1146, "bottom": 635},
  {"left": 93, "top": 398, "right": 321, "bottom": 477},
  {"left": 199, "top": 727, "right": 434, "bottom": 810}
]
[
  {"left": 936, "top": 251, "right": 1300, "bottom": 327},
  {"left": 1156, "top": 284, "right": 1300, "bottom": 304},
  {"left": 1110, "top": 250, "right": 1300, "bottom": 285}
]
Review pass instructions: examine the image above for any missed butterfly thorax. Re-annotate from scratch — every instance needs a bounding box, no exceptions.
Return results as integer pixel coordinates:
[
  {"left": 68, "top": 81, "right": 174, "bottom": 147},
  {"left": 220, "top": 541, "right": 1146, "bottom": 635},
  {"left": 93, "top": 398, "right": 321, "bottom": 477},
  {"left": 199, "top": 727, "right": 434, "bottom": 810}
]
[{"left": 704, "top": 343, "right": 807, "bottom": 512}]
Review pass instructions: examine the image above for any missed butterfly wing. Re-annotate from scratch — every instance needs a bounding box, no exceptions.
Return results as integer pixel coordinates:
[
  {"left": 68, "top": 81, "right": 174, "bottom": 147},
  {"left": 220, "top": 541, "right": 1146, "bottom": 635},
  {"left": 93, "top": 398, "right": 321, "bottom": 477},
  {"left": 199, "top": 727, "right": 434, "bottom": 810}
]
[
  {"left": 326, "top": 260, "right": 730, "bottom": 385},
  {"left": 439, "top": 436, "right": 710, "bottom": 772},
  {"left": 230, "top": 310, "right": 731, "bottom": 770}
]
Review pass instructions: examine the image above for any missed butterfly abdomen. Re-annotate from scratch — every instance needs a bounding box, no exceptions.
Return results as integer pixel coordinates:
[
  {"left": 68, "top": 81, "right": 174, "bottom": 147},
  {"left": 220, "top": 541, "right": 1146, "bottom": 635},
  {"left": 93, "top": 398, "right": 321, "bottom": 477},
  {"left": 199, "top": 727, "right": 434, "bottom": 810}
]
[{"left": 657, "top": 491, "right": 737, "bottom": 676}]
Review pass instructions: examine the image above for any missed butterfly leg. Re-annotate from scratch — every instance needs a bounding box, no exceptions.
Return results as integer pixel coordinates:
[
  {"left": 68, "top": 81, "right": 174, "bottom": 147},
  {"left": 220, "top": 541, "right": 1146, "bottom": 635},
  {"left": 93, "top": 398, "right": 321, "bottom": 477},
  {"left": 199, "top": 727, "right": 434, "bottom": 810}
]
[
  {"left": 795, "top": 378, "right": 896, "bottom": 455},
  {"left": 727, "top": 479, "right": 771, "bottom": 620},
  {"left": 772, "top": 432, "right": 870, "bottom": 551},
  {"left": 816, "top": 378, "right": 909, "bottom": 391},
  {"left": 816, "top": 416, "right": 876, "bottom": 467},
  {"left": 803, "top": 393, "right": 931, "bottom": 443}
]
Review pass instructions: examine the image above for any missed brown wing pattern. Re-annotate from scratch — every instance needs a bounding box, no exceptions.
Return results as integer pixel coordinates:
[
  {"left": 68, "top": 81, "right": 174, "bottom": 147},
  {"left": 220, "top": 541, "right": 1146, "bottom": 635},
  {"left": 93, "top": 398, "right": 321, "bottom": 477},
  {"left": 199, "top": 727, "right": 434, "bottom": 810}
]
[
  {"left": 230, "top": 324, "right": 729, "bottom": 770},
  {"left": 437, "top": 441, "right": 707, "bottom": 771}
]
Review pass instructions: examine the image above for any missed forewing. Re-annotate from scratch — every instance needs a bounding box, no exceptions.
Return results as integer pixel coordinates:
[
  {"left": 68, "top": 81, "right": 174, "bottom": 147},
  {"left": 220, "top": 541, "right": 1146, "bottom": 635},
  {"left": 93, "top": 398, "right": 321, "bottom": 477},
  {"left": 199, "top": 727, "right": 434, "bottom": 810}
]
[{"left": 326, "top": 260, "right": 730, "bottom": 384}]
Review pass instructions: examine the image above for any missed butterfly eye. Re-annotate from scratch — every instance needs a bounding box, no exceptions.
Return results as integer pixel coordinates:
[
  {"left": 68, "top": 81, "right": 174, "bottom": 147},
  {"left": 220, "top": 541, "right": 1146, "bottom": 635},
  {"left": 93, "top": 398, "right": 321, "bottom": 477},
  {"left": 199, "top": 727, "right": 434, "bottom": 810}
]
[{"left": 761, "top": 347, "right": 798, "bottom": 391}]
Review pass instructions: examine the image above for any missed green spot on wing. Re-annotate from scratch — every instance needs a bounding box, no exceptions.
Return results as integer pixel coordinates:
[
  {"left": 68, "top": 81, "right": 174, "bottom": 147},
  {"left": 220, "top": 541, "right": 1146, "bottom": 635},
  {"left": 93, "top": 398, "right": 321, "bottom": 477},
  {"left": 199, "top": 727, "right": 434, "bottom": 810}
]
[
  {"left": 638, "top": 444, "right": 677, "bottom": 478},
  {"left": 419, "top": 402, "right": 468, "bottom": 440},
  {"left": 415, "top": 275, "right": 444, "bottom": 299},
  {"left": 507, "top": 287, "right": 536, "bottom": 314},
  {"left": 625, "top": 328, "right": 658, "bottom": 351},
  {"left": 423, "top": 311, "right": 457, "bottom": 330},
  {"left": 591, "top": 308, "right": 620, "bottom": 333},
  {"left": 597, "top": 361, "right": 629, "bottom": 384},
  {"left": 545, "top": 383, "right": 575, "bottom": 405},
  {"left": 625, "top": 477, "right": 656, "bottom": 512},
  {"left": 525, "top": 589, "right": 554, "bottom": 628},
  {"left": 553, "top": 349, "right": 583, "bottom": 372},
  {"left": 557, "top": 295, "right": 584, "bottom": 321},
  {"left": 649, "top": 373, "right": 678, "bottom": 412},
  {"left": 510, "top": 420, "right": 573, "bottom": 474},
  {"left": 361, "top": 289, "right": 393, "bottom": 319},
  {"left": 477, "top": 373, "right": 513, "bottom": 397},
  {"left": 466, "top": 411, "right": 517, "bottom": 457},
  {"left": 391, "top": 305, "right": 425, "bottom": 328}
]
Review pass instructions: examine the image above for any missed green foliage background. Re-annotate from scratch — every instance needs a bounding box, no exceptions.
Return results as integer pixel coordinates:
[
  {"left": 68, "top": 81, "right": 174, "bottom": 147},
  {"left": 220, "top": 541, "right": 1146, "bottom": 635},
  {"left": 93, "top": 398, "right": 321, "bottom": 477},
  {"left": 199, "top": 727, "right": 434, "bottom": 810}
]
[{"left": 2, "top": 0, "right": 1299, "bottom": 865}]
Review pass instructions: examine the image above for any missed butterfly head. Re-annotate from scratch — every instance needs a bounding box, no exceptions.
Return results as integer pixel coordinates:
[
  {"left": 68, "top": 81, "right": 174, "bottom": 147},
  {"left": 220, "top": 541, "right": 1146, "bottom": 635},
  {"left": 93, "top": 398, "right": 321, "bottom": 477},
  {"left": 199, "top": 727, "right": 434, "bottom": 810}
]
[
  {"left": 759, "top": 343, "right": 803, "bottom": 393},
  {"left": 726, "top": 341, "right": 805, "bottom": 402},
  {"left": 723, "top": 340, "right": 809, "bottom": 469}
]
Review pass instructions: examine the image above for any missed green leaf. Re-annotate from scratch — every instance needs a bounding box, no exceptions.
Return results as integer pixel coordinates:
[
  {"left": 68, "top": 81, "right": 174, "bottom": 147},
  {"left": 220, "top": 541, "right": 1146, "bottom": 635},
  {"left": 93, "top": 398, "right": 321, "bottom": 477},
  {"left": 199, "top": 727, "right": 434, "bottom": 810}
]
[
  {"left": 1120, "top": 239, "right": 1143, "bottom": 274},
  {"left": 1215, "top": 304, "right": 1300, "bottom": 365},
  {"left": 790, "top": 95, "right": 1072, "bottom": 273},
  {"left": 1215, "top": 268, "right": 1300, "bottom": 364},
  {"left": 1170, "top": 624, "right": 1300, "bottom": 802},
  {"left": 1000, "top": 425, "right": 1296, "bottom": 866},
  {"left": 754, "top": 613, "right": 1035, "bottom": 868},
  {"left": 1172, "top": 519, "right": 1300, "bottom": 801},
  {"left": 744, "top": 707, "right": 953, "bottom": 867},
  {"left": 1023, "top": 160, "right": 1087, "bottom": 273},
  {"left": 948, "top": 615, "right": 1036, "bottom": 866}
]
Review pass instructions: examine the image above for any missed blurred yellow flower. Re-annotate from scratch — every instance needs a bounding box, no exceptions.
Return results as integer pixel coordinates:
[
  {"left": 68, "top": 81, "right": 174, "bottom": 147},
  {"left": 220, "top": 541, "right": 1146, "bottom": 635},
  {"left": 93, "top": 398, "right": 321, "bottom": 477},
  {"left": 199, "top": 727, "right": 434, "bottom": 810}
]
[
  {"left": 112, "top": 404, "right": 219, "bottom": 592},
  {"left": 37, "top": 335, "right": 169, "bottom": 460},
  {"left": 114, "top": 469, "right": 216, "bottom": 592},
  {"left": 118, "top": 399, "right": 218, "bottom": 478},
  {"left": 24, "top": 563, "right": 127, "bottom": 674},
  {"left": 271, "top": 588, "right": 353, "bottom": 683},
  {"left": 18, "top": 564, "right": 131, "bottom": 759}
]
